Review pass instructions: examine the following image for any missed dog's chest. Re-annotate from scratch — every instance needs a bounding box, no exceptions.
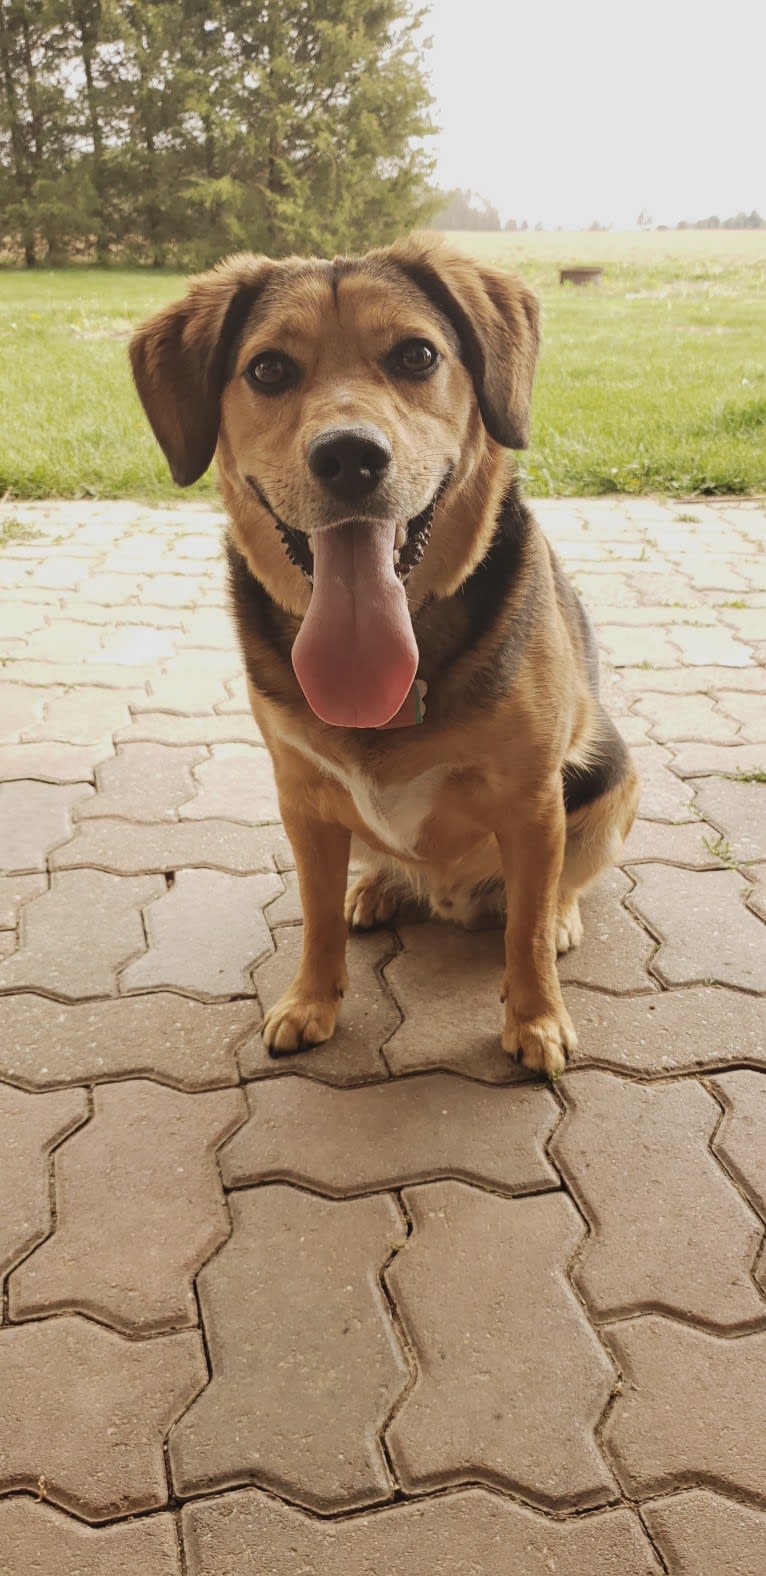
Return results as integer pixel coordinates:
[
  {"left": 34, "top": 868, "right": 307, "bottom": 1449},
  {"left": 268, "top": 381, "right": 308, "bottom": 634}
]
[
  {"left": 284, "top": 732, "right": 446, "bottom": 857},
  {"left": 348, "top": 764, "right": 447, "bottom": 856}
]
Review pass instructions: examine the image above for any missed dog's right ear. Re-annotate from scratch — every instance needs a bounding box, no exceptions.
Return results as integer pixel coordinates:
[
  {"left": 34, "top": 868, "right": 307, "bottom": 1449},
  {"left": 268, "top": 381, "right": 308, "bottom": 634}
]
[{"left": 129, "top": 253, "right": 272, "bottom": 486}]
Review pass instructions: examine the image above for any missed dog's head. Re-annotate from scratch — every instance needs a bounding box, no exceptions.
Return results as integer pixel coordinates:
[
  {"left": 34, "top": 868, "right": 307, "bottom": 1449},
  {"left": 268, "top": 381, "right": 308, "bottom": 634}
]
[{"left": 130, "top": 235, "right": 539, "bottom": 727}]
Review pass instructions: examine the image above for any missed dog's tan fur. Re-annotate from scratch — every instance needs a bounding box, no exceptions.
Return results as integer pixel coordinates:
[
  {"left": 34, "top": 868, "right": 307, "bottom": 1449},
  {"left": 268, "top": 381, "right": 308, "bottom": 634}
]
[{"left": 131, "top": 234, "right": 638, "bottom": 1078}]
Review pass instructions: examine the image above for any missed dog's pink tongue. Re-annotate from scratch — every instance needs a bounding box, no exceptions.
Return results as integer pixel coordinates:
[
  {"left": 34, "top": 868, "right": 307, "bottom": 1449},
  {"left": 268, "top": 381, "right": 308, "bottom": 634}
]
[{"left": 292, "top": 519, "right": 417, "bottom": 728}]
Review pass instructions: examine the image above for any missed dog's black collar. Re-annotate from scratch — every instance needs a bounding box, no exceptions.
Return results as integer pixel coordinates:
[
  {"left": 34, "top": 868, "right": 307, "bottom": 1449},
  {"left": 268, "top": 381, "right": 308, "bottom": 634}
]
[{"left": 244, "top": 470, "right": 453, "bottom": 585}]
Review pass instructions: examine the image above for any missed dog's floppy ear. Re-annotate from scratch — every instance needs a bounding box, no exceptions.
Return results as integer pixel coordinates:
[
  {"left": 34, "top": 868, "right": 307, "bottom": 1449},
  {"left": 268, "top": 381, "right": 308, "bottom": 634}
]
[
  {"left": 390, "top": 235, "right": 540, "bottom": 449},
  {"left": 129, "top": 253, "right": 272, "bottom": 486}
]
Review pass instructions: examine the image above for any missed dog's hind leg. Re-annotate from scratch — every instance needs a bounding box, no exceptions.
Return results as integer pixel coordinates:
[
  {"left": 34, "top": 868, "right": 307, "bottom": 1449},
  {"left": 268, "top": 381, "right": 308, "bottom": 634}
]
[
  {"left": 345, "top": 852, "right": 411, "bottom": 930},
  {"left": 558, "top": 718, "right": 640, "bottom": 954}
]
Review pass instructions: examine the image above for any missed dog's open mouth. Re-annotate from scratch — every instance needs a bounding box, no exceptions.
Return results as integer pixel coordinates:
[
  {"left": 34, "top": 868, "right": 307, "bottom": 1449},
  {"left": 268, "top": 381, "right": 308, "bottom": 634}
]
[
  {"left": 246, "top": 472, "right": 450, "bottom": 729},
  {"left": 246, "top": 472, "right": 449, "bottom": 586}
]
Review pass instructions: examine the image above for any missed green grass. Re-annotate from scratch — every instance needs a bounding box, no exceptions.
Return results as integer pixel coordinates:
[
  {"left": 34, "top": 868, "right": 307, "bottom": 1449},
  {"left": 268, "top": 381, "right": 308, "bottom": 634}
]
[
  {"left": 1, "top": 229, "right": 765, "bottom": 499},
  {"left": 0, "top": 514, "right": 42, "bottom": 544}
]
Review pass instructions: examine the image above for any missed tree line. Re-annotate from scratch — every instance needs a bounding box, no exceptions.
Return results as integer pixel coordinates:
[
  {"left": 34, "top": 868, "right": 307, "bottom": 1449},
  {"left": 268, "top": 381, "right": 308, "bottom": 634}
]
[
  {"left": 0, "top": 0, "right": 436, "bottom": 266},
  {"left": 437, "top": 192, "right": 766, "bottom": 234}
]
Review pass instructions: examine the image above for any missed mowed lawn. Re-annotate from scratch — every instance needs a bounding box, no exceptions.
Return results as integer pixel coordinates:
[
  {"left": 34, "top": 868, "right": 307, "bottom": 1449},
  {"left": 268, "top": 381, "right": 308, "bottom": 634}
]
[{"left": 1, "top": 228, "right": 765, "bottom": 499}]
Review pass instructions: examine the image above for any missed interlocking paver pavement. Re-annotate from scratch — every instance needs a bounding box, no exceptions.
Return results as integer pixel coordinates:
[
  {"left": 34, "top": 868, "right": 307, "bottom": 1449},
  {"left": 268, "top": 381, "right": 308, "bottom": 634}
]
[
  {"left": 168, "top": 1187, "right": 408, "bottom": 1510},
  {"left": 0, "top": 868, "right": 164, "bottom": 998},
  {"left": 0, "top": 1085, "right": 88, "bottom": 1276},
  {"left": 0, "top": 992, "right": 255, "bottom": 1087},
  {"left": 0, "top": 779, "right": 94, "bottom": 871},
  {"left": 11, "top": 1082, "right": 245, "bottom": 1332},
  {"left": 0, "top": 740, "right": 107, "bottom": 782},
  {"left": 0, "top": 1500, "right": 182, "bottom": 1576},
  {"left": 386, "top": 1183, "right": 616, "bottom": 1506},
  {"left": 551, "top": 1071, "right": 766, "bottom": 1327},
  {"left": 644, "top": 1490, "right": 766, "bottom": 1576},
  {"left": 711, "top": 1071, "right": 766, "bottom": 1222},
  {"left": 120, "top": 868, "right": 280, "bottom": 997},
  {"left": 182, "top": 1488, "right": 664, "bottom": 1574},
  {"left": 565, "top": 983, "right": 766, "bottom": 1071},
  {"left": 0, "top": 872, "right": 46, "bottom": 927},
  {"left": 50, "top": 815, "right": 287, "bottom": 873},
  {"left": 76, "top": 742, "right": 207, "bottom": 820},
  {"left": 603, "top": 1317, "right": 766, "bottom": 1503},
  {"left": 0, "top": 1315, "right": 205, "bottom": 1518},
  {"left": 556, "top": 866, "right": 656, "bottom": 991},
  {"left": 690, "top": 774, "right": 766, "bottom": 862},
  {"left": 221, "top": 1073, "right": 559, "bottom": 1195},
  {"left": 1, "top": 496, "right": 765, "bottom": 1569},
  {"left": 628, "top": 863, "right": 766, "bottom": 990}
]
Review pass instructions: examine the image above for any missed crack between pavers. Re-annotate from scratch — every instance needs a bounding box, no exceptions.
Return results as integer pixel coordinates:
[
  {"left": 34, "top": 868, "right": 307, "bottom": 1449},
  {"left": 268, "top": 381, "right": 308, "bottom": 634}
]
[
  {"left": 1, "top": 772, "right": 97, "bottom": 790},
  {"left": 375, "top": 1189, "right": 416, "bottom": 1504},
  {"left": 3, "top": 1471, "right": 713, "bottom": 1535},
  {"left": 54, "top": 854, "right": 281, "bottom": 878},
  {"left": 223, "top": 1168, "right": 562, "bottom": 1206},
  {"left": 636, "top": 1503, "right": 673, "bottom": 1575},
  {"left": 374, "top": 929, "right": 404, "bottom": 1079}
]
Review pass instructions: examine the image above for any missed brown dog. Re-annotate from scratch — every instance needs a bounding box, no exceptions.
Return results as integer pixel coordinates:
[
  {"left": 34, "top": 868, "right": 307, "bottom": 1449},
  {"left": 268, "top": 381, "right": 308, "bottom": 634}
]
[{"left": 130, "top": 235, "right": 638, "bottom": 1078}]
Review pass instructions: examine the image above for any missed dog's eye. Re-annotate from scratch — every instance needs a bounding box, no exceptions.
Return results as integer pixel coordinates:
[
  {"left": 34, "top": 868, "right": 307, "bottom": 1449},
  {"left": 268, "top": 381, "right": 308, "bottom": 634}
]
[
  {"left": 389, "top": 339, "right": 441, "bottom": 377},
  {"left": 245, "top": 352, "right": 297, "bottom": 392}
]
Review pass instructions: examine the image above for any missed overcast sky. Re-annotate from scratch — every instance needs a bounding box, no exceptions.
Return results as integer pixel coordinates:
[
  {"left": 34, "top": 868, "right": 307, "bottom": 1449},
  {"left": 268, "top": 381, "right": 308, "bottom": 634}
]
[{"left": 422, "top": 0, "right": 765, "bottom": 228}]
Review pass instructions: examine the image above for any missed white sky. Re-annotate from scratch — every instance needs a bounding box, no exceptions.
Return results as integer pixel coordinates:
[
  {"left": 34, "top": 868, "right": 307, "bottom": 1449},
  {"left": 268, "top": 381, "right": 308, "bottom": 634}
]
[{"left": 422, "top": 0, "right": 766, "bottom": 228}]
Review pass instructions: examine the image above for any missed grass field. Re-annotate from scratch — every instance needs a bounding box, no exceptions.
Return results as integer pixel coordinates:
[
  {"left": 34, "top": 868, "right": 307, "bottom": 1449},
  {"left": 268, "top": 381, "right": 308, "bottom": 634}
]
[{"left": 1, "top": 229, "right": 764, "bottom": 499}]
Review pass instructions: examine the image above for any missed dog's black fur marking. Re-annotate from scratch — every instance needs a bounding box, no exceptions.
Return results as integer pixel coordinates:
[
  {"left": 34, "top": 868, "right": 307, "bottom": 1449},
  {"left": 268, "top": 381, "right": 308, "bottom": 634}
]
[
  {"left": 448, "top": 486, "right": 538, "bottom": 710},
  {"left": 548, "top": 548, "right": 601, "bottom": 698},
  {"left": 562, "top": 712, "right": 632, "bottom": 813}
]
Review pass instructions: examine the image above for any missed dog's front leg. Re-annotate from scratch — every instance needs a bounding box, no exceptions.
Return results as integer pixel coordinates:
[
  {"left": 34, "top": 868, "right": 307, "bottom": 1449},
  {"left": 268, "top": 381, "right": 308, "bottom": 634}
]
[
  {"left": 496, "top": 782, "right": 577, "bottom": 1080},
  {"left": 263, "top": 810, "right": 350, "bottom": 1055}
]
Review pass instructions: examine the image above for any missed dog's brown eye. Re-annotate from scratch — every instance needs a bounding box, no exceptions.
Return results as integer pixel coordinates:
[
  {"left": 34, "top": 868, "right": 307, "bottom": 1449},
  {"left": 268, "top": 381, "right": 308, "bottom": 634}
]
[
  {"left": 390, "top": 339, "right": 440, "bottom": 377},
  {"left": 245, "top": 352, "right": 297, "bottom": 392}
]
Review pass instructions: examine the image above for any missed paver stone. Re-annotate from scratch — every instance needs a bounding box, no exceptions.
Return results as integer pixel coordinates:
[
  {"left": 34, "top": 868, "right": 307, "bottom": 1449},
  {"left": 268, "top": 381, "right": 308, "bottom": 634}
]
[
  {"left": 168, "top": 1186, "right": 408, "bottom": 1511},
  {"left": 386, "top": 1183, "right": 616, "bottom": 1508},
  {"left": 11, "top": 1082, "right": 245, "bottom": 1333}
]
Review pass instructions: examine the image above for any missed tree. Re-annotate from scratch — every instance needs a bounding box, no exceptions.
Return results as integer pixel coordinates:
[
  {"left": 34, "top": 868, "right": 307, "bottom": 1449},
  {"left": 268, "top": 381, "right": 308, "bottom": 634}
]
[
  {"left": 179, "top": 0, "right": 437, "bottom": 263},
  {"left": 431, "top": 188, "right": 500, "bottom": 230},
  {"left": 0, "top": 0, "right": 72, "bottom": 262},
  {"left": 0, "top": 0, "right": 436, "bottom": 263}
]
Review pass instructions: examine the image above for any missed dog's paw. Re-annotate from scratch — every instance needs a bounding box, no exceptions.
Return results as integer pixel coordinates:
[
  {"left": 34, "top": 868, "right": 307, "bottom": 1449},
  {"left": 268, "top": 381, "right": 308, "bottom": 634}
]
[
  {"left": 555, "top": 895, "right": 584, "bottom": 955},
  {"left": 263, "top": 991, "right": 341, "bottom": 1056},
  {"left": 345, "top": 872, "right": 398, "bottom": 930},
  {"left": 502, "top": 1006, "right": 578, "bottom": 1081}
]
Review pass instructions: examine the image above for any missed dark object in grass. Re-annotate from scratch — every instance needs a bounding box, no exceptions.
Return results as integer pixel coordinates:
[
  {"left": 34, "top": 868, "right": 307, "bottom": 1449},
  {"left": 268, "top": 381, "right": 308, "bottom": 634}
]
[{"left": 559, "top": 267, "right": 603, "bottom": 286}]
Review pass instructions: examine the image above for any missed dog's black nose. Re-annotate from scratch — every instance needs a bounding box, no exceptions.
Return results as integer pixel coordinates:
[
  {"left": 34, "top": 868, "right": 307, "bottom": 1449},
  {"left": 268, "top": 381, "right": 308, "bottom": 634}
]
[{"left": 307, "top": 425, "right": 392, "bottom": 504}]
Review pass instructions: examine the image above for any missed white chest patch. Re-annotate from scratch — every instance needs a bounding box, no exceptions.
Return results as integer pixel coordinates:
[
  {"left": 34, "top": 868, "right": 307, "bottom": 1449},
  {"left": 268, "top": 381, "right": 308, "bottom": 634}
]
[{"left": 282, "top": 731, "right": 446, "bottom": 858}]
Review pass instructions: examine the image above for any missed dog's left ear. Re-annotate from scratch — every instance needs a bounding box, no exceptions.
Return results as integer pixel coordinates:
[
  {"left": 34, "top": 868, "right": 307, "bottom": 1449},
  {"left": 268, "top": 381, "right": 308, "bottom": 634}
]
[
  {"left": 390, "top": 235, "right": 541, "bottom": 449},
  {"left": 129, "top": 253, "right": 272, "bottom": 486}
]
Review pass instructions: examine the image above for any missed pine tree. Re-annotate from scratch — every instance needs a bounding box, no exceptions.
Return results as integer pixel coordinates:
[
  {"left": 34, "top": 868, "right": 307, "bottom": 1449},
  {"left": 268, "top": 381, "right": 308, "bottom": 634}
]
[
  {"left": 174, "top": 0, "right": 437, "bottom": 263},
  {"left": 0, "top": 0, "right": 436, "bottom": 264}
]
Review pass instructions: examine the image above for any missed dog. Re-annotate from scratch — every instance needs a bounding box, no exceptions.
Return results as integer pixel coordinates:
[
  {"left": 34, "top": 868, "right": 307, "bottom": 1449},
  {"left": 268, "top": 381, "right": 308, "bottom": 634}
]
[{"left": 130, "top": 234, "right": 639, "bottom": 1079}]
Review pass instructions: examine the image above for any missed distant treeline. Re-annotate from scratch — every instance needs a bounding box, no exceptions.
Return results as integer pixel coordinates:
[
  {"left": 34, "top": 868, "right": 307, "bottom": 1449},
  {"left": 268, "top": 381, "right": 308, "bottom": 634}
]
[
  {"left": 674, "top": 212, "right": 765, "bottom": 230},
  {"left": 0, "top": 0, "right": 436, "bottom": 267},
  {"left": 433, "top": 191, "right": 766, "bottom": 233}
]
